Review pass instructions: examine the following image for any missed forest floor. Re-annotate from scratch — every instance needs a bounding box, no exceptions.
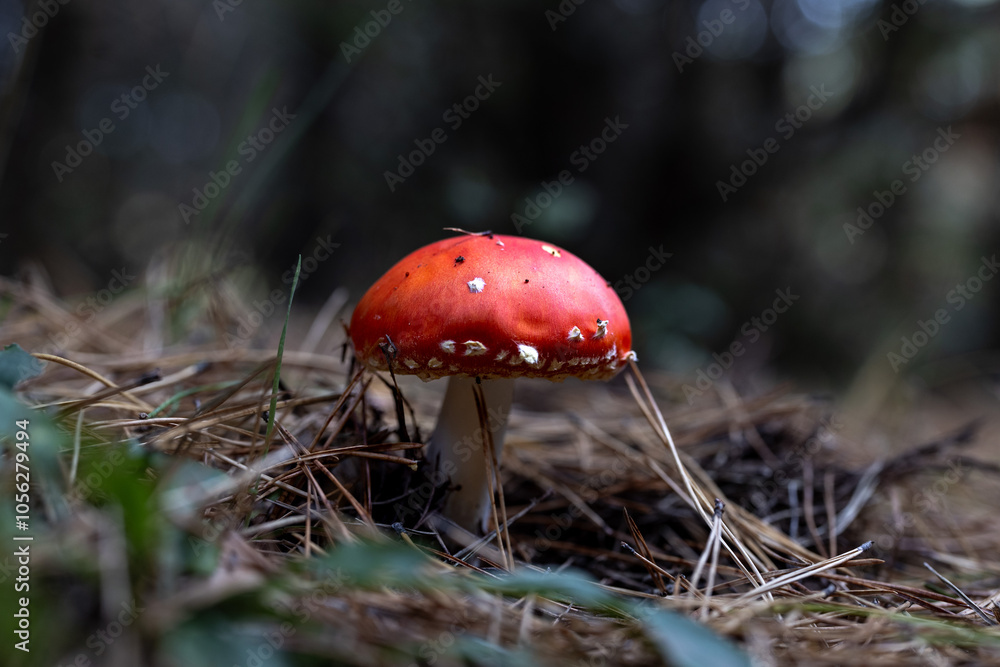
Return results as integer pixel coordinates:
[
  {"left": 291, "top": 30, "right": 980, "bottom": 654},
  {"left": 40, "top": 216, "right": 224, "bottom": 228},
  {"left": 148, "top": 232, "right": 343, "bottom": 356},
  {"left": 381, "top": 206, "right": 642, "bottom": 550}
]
[{"left": 2, "top": 268, "right": 1000, "bottom": 666}]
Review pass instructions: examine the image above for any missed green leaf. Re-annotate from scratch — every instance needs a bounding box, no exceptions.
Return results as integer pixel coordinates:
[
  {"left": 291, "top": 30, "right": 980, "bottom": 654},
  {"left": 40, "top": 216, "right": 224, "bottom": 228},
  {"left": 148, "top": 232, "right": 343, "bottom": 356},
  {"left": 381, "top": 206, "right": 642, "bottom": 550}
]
[
  {"left": 307, "top": 541, "right": 750, "bottom": 667},
  {"left": 164, "top": 613, "right": 294, "bottom": 667},
  {"left": 307, "top": 539, "right": 430, "bottom": 589},
  {"left": 0, "top": 387, "right": 64, "bottom": 492},
  {"left": 0, "top": 343, "right": 44, "bottom": 389},
  {"left": 475, "top": 567, "right": 615, "bottom": 607},
  {"left": 451, "top": 636, "right": 538, "bottom": 667},
  {"left": 478, "top": 568, "right": 750, "bottom": 667},
  {"left": 634, "top": 603, "right": 751, "bottom": 667}
]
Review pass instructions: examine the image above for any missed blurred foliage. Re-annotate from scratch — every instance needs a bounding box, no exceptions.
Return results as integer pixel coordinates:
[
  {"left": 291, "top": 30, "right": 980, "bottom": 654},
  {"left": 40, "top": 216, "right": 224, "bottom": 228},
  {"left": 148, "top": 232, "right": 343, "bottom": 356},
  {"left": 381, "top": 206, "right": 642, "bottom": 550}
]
[
  {"left": 0, "top": 398, "right": 750, "bottom": 665},
  {"left": 1, "top": 0, "right": 999, "bottom": 392}
]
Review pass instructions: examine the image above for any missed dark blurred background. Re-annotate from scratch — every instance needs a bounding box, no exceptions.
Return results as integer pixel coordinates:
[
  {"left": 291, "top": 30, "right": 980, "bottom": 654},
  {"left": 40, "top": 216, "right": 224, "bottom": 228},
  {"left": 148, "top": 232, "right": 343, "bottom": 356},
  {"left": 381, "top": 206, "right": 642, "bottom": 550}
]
[{"left": 1, "top": 0, "right": 999, "bottom": 393}]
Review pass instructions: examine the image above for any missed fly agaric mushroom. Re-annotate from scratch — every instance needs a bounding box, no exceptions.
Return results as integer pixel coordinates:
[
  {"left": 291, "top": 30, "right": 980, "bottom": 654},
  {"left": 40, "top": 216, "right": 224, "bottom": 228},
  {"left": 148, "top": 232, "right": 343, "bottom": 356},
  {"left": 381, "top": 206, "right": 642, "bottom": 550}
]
[{"left": 350, "top": 233, "right": 635, "bottom": 532}]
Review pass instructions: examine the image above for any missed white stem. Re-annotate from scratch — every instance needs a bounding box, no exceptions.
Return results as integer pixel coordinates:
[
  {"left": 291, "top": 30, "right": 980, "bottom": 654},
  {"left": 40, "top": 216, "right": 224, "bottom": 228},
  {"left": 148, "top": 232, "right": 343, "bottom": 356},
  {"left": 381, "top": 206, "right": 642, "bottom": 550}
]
[{"left": 425, "top": 376, "right": 514, "bottom": 532}]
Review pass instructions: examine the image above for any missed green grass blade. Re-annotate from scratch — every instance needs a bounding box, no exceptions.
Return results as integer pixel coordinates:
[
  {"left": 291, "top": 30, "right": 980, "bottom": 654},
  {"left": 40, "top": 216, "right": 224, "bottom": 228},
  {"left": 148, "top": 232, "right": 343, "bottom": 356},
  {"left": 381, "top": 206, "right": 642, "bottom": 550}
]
[{"left": 263, "top": 255, "right": 301, "bottom": 454}]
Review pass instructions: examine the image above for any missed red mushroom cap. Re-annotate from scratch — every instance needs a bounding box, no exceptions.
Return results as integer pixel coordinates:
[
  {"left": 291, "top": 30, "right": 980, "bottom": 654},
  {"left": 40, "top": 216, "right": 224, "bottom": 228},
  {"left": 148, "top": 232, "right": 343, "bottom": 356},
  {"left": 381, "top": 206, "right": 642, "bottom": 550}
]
[{"left": 350, "top": 234, "right": 635, "bottom": 381}]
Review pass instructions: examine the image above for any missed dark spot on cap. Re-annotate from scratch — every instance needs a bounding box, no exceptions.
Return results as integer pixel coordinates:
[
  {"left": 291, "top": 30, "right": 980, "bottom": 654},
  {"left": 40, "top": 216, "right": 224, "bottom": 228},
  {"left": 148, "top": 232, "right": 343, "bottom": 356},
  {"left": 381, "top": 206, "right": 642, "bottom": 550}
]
[{"left": 455, "top": 256, "right": 465, "bottom": 264}]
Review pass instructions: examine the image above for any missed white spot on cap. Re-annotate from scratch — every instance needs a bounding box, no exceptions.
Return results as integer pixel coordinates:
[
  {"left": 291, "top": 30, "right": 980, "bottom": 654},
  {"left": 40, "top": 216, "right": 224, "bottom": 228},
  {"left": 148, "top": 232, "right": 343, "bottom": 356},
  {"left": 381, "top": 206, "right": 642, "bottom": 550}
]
[
  {"left": 428, "top": 358, "right": 443, "bottom": 368},
  {"left": 512, "top": 343, "right": 539, "bottom": 366},
  {"left": 567, "top": 326, "right": 583, "bottom": 341},
  {"left": 549, "top": 360, "right": 565, "bottom": 371},
  {"left": 495, "top": 350, "right": 510, "bottom": 361},
  {"left": 603, "top": 343, "right": 617, "bottom": 361},
  {"left": 593, "top": 319, "right": 608, "bottom": 339},
  {"left": 440, "top": 340, "right": 456, "bottom": 354},
  {"left": 464, "top": 340, "right": 487, "bottom": 356},
  {"left": 541, "top": 244, "right": 561, "bottom": 258},
  {"left": 496, "top": 240, "right": 505, "bottom": 247},
  {"left": 403, "top": 358, "right": 419, "bottom": 369},
  {"left": 467, "top": 277, "right": 485, "bottom": 293}
]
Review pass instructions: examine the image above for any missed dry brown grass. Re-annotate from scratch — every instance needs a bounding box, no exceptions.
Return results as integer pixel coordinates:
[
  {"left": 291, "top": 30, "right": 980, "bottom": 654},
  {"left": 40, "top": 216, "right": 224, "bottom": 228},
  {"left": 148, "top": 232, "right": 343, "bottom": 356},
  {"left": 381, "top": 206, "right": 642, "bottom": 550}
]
[{"left": 3, "top": 266, "right": 1000, "bottom": 666}]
